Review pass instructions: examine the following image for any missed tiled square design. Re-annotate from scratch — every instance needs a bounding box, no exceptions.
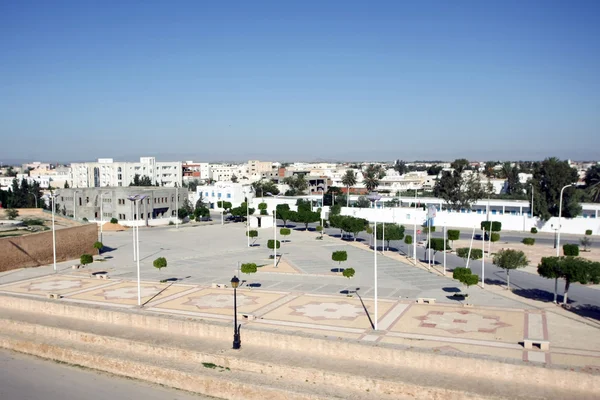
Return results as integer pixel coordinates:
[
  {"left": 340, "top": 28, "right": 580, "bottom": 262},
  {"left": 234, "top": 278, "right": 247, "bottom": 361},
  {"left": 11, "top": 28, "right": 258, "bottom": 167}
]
[
  {"left": 68, "top": 282, "right": 191, "bottom": 305},
  {"left": 0, "top": 275, "right": 113, "bottom": 296}
]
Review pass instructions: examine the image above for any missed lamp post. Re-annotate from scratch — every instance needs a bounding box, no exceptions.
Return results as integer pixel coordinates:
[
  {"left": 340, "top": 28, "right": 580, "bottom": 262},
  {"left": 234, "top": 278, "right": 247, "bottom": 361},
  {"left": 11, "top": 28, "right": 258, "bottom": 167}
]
[
  {"left": 530, "top": 183, "right": 534, "bottom": 218},
  {"left": 128, "top": 194, "right": 147, "bottom": 306},
  {"left": 73, "top": 190, "right": 80, "bottom": 220},
  {"left": 175, "top": 185, "right": 179, "bottom": 229},
  {"left": 231, "top": 276, "right": 241, "bottom": 349},
  {"left": 47, "top": 194, "right": 58, "bottom": 272},
  {"left": 556, "top": 183, "right": 575, "bottom": 257},
  {"left": 367, "top": 192, "right": 382, "bottom": 331}
]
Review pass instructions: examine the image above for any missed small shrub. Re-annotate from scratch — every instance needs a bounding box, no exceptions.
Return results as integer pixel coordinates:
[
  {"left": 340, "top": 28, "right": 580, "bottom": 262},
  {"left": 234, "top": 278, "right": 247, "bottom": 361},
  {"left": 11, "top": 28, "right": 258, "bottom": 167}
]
[
  {"left": 241, "top": 263, "right": 258, "bottom": 274},
  {"left": 491, "top": 221, "right": 502, "bottom": 232},
  {"left": 93, "top": 241, "right": 103, "bottom": 254},
  {"left": 586, "top": 229, "right": 593, "bottom": 236},
  {"left": 168, "top": 221, "right": 175, "bottom": 225},
  {"left": 452, "top": 267, "right": 471, "bottom": 281},
  {"left": 267, "top": 239, "right": 280, "bottom": 250},
  {"left": 563, "top": 243, "right": 580, "bottom": 257},
  {"left": 447, "top": 229, "right": 460, "bottom": 244},
  {"left": 5, "top": 208, "right": 19, "bottom": 220},
  {"left": 280, "top": 228, "right": 291, "bottom": 237},
  {"left": 246, "top": 230, "right": 258, "bottom": 238},
  {"left": 332, "top": 250, "right": 348, "bottom": 264},
  {"left": 490, "top": 232, "right": 500, "bottom": 242},
  {"left": 82, "top": 217, "right": 88, "bottom": 222},
  {"left": 260, "top": 209, "right": 268, "bottom": 215},
  {"left": 80, "top": 254, "right": 93, "bottom": 265},
  {"left": 22, "top": 218, "right": 44, "bottom": 226},
  {"left": 342, "top": 268, "right": 355, "bottom": 278},
  {"left": 315, "top": 226, "right": 323, "bottom": 232},
  {"left": 522, "top": 237, "right": 535, "bottom": 246},
  {"left": 530, "top": 227, "right": 538, "bottom": 234},
  {"left": 457, "top": 248, "right": 483, "bottom": 260},
  {"left": 110, "top": 217, "right": 118, "bottom": 224},
  {"left": 404, "top": 235, "right": 413, "bottom": 245},
  {"left": 153, "top": 257, "right": 167, "bottom": 271}
]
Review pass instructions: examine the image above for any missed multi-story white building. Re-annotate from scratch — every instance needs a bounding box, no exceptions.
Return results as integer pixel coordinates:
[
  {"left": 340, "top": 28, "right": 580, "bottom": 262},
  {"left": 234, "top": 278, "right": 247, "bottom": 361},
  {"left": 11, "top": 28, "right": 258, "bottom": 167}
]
[
  {"left": 195, "top": 182, "right": 253, "bottom": 208},
  {"left": 70, "top": 157, "right": 182, "bottom": 188}
]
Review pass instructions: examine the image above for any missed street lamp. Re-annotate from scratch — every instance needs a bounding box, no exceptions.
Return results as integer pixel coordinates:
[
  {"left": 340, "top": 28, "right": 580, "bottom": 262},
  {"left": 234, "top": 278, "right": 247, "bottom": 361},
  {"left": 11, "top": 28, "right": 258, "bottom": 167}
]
[
  {"left": 367, "top": 192, "right": 381, "bottom": 331},
  {"left": 530, "top": 183, "right": 534, "bottom": 218},
  {"left": 231, "top": 276, "right": 241, "bottom": 349},
  {"left": 45, "top": 194, "right": 58, "bottom": 272},
  {"left": 556, "top": 183, "right": 576, "bottom": 257},
  {"left": 273, "top": 209, "right": 277, "bottom": 268},
  {"left": 128, "top": 194, "right": 148, "bottom": 306}
]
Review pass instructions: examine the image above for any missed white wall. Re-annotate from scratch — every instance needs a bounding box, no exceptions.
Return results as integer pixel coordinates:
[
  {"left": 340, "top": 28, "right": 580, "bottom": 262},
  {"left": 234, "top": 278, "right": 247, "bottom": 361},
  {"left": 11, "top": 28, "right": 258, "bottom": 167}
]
[{"left": 339, "top": 207, "right": 600, "bottom": 235}]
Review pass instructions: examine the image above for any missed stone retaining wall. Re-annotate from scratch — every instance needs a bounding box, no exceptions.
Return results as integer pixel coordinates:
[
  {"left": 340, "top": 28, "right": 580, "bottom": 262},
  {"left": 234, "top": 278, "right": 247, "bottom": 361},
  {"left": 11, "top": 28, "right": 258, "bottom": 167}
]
[{"left": 0, "top": 294, "right": 597, "bottom": 396}]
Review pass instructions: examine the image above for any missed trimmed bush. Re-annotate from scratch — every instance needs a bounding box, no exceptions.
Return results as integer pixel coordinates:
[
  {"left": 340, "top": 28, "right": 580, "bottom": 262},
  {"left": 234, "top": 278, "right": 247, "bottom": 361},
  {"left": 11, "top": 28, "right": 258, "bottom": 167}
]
[
  {"left": 456, "top": 248, "right": 483, "bottom": 261},
  {"left": 110, "top": 218, "right": 118, "bottom": 224},
  {"left": 530, "top": 227, "right": 538, "bottom": 234},
  {"left": 490, "top": 232, "right": 500, "bottom": 242},
  {"left": 563, "top": 243, "right": 580, "bottom": 257},
  {"left": 280, "top": 228, "right": 291, "bottom": 237},
  {"left": 447, "top": 229, "right": 460, "bottom": 244},
  {"left": 586, "top": 230, "right": 593, "bottom": 236},
  {"left": 315, "top": 225, "right": 323, "bottom": 232},
  {"left": 82, "top": 217, "right": 89, "bottom": 222},
  {"left": 93, "top": 241, "right": 103, "bottom": 255},
  {"left": 452, "top": 267, "right": 471, "bottom": 281},
  {"left": 404, "top": 235, "right": 413, "bottom": 245},
  {"left": 80, "top": 254, "right": 93, "bottom": 265},
  {"left": 522, "top": 237, "right": 535, "bottom": 246},
  {"left": 342, "top": 268, "right": 355, "bottom": 278},
  {"left": 246, "top": 230, "right": 258, "bottom": 238},
  {"left": 267, "top": 239, "right": 280, "bottom": 250},
  {"left": 332, "top": 250, "right": 348, "bottom": 264},
  {"left": 481, "top": 221, "right": 501, "bottom": 232},
  {"left": 241, "top": 263, "right": 258, "bottom": 274},
  {"left": 153, "top": 257, "right": 167, "bottom": 271}
]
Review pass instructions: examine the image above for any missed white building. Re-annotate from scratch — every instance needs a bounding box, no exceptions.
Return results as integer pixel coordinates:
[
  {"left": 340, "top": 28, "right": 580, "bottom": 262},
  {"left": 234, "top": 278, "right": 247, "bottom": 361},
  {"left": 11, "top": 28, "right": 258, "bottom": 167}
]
[
  {"left": 70, "top": 157, "right": 182, "bottom": 188},
  {"left": 195, "top": 182, "right": 253, "bottom": 208}
]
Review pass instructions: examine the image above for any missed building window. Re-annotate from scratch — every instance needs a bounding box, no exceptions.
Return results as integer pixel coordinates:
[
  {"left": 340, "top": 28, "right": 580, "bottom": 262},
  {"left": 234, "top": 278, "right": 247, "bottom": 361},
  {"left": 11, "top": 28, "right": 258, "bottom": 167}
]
[{"left": 227, "top": 193, "right": 231, "bottom": 199}]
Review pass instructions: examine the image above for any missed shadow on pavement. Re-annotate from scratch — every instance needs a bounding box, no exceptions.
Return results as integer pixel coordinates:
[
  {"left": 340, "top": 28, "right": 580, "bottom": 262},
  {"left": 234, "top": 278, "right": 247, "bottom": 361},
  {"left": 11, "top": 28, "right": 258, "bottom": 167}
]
[
  {"left": 568, "top": 304, "right": 600, "bottom": 321},
  {"left": 442, "top": 287, "right": 461, "bottom": 293}
]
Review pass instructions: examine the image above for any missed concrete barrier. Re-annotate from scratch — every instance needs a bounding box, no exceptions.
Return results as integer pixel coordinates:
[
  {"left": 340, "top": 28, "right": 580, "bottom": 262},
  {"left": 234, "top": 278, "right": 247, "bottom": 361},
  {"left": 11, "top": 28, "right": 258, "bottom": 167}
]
[{"left": 0, "top": 294, "right": 598, "bottom": 396}]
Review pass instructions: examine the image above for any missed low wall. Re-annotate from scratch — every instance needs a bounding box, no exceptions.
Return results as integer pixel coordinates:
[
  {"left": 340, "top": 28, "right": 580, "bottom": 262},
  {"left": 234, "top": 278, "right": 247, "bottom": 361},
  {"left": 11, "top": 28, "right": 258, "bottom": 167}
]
[
  {"left": 0, "top": 224, "right": 97, "bottom": 272},
  {"left": 0, "top": 295, "right": 597, "bottom": 396},
  {"left": 340, "top": 207, "right": 600, "bottom": 235}
]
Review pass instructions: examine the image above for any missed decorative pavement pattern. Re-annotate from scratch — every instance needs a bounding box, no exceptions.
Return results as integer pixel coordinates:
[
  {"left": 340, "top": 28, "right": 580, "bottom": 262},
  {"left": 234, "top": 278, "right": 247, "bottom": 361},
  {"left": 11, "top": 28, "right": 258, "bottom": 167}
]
[{"left": 1, "top": 273, "right": 599, "bottom": 370}]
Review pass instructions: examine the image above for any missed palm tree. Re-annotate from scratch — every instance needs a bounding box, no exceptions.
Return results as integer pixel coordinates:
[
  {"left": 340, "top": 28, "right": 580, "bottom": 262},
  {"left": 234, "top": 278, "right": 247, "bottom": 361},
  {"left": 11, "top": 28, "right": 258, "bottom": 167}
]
[
  {"left": 341, "top": 170, "right": 357, "bottom": 207},
  {"left": 589, "top": 181, "right": 600, "bottom": 203},
  {"left": 363, "top": 164, "right": 385, "bottom": 192}
]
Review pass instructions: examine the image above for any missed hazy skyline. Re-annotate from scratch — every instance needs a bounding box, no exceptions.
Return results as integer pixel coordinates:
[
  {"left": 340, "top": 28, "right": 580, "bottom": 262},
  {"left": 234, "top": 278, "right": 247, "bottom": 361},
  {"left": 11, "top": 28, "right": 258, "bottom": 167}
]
[{"left": 1, "top": 1, "right": 599, "bottom": 162}]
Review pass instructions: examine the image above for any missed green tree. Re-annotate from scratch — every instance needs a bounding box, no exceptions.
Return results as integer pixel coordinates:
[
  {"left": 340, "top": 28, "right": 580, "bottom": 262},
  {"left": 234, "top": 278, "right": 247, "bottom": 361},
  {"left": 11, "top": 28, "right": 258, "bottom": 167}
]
[
  {"left": 130, "top": 174, "right": 153, "bottom": 186},
  {"left": 425, "top": 238, "right": 450, "bottom": 264},
  {"left": 340, "top": 216, "right": 368, "bottom": 241},
  {"left": 393, "top": 160, "right": 408, "bottom": 175},
  {"left": 267, "top": 239, "right": 280, "bottom": 253},
  {"left": 363, "top": 164, "right": 385, "bottom": 192},
  {"left": 584, "top": 165, "right": 600, "bottom": 203},
  {"left": 447, "top": 229, "right": 460, "bottom": 246},
  {"left": 280, "top": 228, "right": 291, "bottom": 241},
  {"left": 558, "top": 257, "right": 600, "bottom": 304},
  {"left": 329, "top": 203, "right": 341, "bottom": 216},
  {"left": 63, "top": 180, "right": 70, "bottom": 188},
  {"left": 537, "top": 256, "right": 563, "bottom": 303},
  {"left": 93, "top": 241, "right": 103, "bottom": 255},
  {"left": 80, "top": 254, "right": 93, "bottom": 265},
  {"left": 456, "top": 248, "right": 483, "bottom": 265},
  {"left": 341, "top": 170, "right": 357, "bottom": 206},
  {"left": 342, "top": 267, "right": 355, "bottom": 278},
  {"left": 433, "top": 171, "right": 484, "bottom": 211},
  {"left": 492, "top": 249, "right": 529, "bottom": 290},
  {"left": 563, "top": 244, "right": 580, "bottom": 256},
  {"left": 375, "top": 223, "right": 405, "bottom": 250},
  {"left": 531, "top": 158, "right": 580, "bottom": 220},
  {"left": 291, "top": 208, "right": 321, "bottom": 230},
  {"left": 283, "top": 174, "right": 308, "bottom": 196},
  {"left": 153, "top": 257, "right": 167, "bottom": 272},
  {"left": 276, "top": 204, "right": 292, "bottom": 227},
  {"left": 194, "top": 206, "right": 210, "bottom": 221},
  {"left": 501, "top": 162, "right": 524, "bottom": 196},
  {"left": 258, "top": 202, "right": 268, "bottom": 215},
  {"left": 452, "top": 267, "right": 479, "bottom": 295},
  {"left": 217, "top": 201, "right": 232, "bottom": 212},
  {"left": 332, "top": 250, "right": 348, "bottom": 265},
  {"left": 427, "top": 165, "right": 443, "bottom": 176},
  {"left": 315, "top": 225, "right": 323, "bottom": 239},
  {"left": 450, "top": 158, "right": 470, "bottom": 173},
  {"left": 247, "top": 230, "right": 258, "bottom": 245},
  {"left": 241, "top": 263, "right": 258, "bottom": 274}
]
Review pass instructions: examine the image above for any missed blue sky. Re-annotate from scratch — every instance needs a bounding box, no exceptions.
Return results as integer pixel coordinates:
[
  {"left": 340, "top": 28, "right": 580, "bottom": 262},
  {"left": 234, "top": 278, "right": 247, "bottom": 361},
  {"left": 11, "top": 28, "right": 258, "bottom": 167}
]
[{"left": 1, "top": 0, "right": 598, "bottom": 162}]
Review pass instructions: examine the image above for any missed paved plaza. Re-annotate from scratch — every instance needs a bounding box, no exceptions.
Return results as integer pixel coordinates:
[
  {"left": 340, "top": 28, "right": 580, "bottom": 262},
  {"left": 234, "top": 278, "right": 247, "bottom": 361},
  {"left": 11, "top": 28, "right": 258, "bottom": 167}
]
[{"left": 1, "top": 222, "right": 600, "bottom": 371}]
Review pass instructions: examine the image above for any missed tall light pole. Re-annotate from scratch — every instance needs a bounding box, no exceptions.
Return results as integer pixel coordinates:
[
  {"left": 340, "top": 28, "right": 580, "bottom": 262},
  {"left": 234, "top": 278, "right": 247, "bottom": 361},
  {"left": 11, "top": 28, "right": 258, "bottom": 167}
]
[
  {"left": 530, "top": 183, "right": 534, "bottom": 218},
  {"left": 175, "top": 185, "right": 179, "bottom": 229},
  {"left": 47, "top": 194, "right": 58, "bottom": 272},
  {"left": 128, "top": 194, "right": 147, "bottom": 306},
  {"left": 273, "top": 210, "right": 277, "bottom": 268},
  {"left": 556, "top": 183, "right": 575, "bottom": 257},
  {"left": 367, "top": 192, "right": 381, "bottom": 331}
]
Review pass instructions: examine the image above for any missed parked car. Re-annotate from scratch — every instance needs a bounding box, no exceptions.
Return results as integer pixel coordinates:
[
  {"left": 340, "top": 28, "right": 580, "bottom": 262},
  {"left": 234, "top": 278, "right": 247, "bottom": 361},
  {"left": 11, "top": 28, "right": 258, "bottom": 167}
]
[
  {"left": 226, "top": 215, "right": 245, "bottom": 223},
  {"left": 474, "top": 233, "right": 489, "bottom": 241}
]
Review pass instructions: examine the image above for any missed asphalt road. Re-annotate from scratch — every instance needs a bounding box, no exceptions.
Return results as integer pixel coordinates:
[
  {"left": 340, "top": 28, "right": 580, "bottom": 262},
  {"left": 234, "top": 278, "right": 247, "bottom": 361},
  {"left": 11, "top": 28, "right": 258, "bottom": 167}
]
[{"left": 0, "top": 349, "right": 216, "bottom": 400}]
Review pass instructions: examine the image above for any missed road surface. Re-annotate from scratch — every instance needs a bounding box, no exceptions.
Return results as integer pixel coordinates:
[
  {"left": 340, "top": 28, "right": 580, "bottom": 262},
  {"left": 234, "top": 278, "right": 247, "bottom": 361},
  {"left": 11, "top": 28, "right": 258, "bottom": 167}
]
[{"left": 0, "top": 349, "right": 216, "bottom": 400}]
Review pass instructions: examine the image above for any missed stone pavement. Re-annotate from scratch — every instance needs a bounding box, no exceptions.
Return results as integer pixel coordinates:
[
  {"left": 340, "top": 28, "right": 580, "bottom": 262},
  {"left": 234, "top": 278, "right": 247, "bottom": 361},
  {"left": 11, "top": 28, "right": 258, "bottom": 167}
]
[{"left": 1, "top": 222, "right": 600, "bottom": 372}]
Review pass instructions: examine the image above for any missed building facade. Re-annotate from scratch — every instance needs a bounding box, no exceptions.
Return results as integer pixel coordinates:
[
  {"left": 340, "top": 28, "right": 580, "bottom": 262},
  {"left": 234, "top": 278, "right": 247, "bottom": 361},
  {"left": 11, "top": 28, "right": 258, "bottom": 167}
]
[
  {"left": 70, "top": 157, "right": 182, "bottom": 188},
  {"left": 55, "top": 187, "right": 188, "bottom": 224}
]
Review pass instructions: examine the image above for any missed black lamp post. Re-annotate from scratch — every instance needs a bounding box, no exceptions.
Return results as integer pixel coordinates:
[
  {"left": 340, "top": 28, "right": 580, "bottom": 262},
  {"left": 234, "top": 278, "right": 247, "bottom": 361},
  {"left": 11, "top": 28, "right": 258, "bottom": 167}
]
[{"left": 231, "top": 275, "right": 241, "bottom": 349}]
